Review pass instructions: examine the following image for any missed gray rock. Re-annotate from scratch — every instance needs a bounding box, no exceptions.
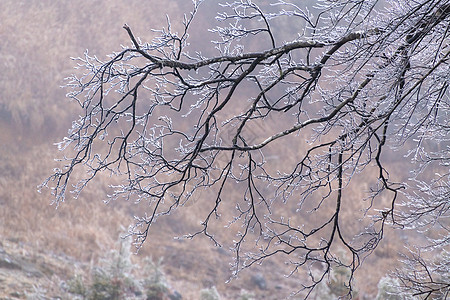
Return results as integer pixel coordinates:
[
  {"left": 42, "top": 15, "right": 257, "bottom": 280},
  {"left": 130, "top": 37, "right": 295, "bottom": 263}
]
[
  {"left": 251, "top": 273, "right": 267, "bottom": 290},
  {"left": 169, "top": 290, "right": 182, "bottom": 300}
]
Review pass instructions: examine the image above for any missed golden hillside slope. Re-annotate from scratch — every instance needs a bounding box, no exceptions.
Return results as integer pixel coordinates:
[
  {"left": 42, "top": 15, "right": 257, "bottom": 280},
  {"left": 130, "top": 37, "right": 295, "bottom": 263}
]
[{"left": 0, "top": 1, "right": 413, "bottom": 299}]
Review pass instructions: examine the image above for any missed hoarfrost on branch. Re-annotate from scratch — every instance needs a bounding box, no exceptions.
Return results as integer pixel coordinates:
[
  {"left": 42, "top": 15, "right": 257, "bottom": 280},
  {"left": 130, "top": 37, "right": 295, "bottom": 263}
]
[{"left": 41, "top": 0, "right": 450, "bottom": 297}]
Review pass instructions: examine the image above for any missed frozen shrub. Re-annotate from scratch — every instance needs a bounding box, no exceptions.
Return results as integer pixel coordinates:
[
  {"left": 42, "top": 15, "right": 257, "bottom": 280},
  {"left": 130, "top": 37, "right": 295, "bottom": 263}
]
[
  {"left": 200, "top": 286, "right": 221, "bottom": 300},
  {"left": 376, "top": 276, "right": 412, "bottom": 300},
  {"left": 142, "top": 257, "right": 170, "bottom": 300},
  {"left": 67, "top": 236, "right": 139, "bottom": 299}
]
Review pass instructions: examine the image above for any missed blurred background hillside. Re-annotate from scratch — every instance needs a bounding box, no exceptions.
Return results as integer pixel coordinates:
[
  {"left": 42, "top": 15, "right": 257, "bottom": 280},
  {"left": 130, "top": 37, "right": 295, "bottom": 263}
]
[{"left": 0, "top": 1, "right": 413, "bottom": 299}]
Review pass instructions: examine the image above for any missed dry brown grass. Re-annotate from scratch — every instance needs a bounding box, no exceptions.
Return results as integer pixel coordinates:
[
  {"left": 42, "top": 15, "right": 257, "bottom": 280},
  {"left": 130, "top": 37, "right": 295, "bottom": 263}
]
[{"left": 0, "top": 1, "right": 419, "bottom": 299}]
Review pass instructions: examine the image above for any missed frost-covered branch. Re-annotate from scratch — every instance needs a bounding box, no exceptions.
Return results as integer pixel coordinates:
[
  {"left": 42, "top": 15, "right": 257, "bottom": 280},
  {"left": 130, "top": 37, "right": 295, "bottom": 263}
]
[{"left": 41, "top": 0, "right": 450, "bottom": 297}]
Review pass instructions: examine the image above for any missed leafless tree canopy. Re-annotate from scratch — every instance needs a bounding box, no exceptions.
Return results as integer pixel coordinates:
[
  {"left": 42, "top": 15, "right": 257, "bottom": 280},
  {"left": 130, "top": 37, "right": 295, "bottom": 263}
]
[{"left": 42, "top": 0, "right": 450, "bottom": 297}]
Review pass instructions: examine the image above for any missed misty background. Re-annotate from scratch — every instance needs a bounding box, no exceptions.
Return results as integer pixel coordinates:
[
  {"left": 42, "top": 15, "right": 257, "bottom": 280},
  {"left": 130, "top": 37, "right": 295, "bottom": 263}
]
[{"left": 0, "top": 1, "right": 416, "bottom": 299}]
